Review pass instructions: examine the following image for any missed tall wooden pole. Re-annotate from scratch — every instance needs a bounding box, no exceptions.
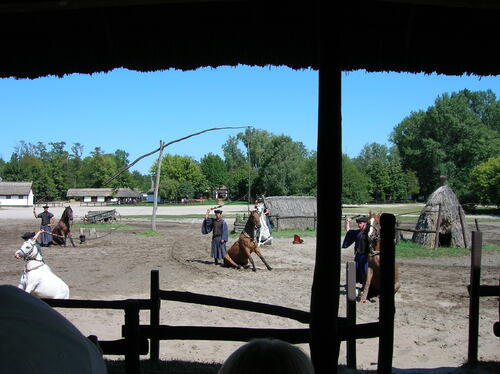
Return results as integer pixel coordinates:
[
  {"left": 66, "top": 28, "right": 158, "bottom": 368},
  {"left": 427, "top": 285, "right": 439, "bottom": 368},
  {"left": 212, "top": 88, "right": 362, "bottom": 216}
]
[
  {"left": 378, "top": 213, "right": 396, "bottom": 373},
  {"left": 151, "top": 140, "right": 164, "bottom": 231},
  {"left": 310, "top": 3, "right": 342, "bottom": 370},
  {"left": 468, "top": 231, "right": 482, "bottom": 364}
]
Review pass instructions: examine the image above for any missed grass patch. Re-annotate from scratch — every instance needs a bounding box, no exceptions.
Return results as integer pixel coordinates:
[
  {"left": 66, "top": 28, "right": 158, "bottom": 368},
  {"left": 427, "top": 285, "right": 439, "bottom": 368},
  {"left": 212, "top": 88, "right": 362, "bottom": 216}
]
[
  {"left": 396, "top": 239, "right": 500, "bottom": 258},
  {"left": 136, "top": 230, "right": 163, "bottom": 236}
]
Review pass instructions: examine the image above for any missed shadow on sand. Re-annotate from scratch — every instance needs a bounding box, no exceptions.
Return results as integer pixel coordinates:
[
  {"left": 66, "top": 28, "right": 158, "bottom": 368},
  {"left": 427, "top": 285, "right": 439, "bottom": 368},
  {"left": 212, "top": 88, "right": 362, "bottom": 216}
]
[{"left": 105, "top": 360, "right": 500, "bottom": 374}]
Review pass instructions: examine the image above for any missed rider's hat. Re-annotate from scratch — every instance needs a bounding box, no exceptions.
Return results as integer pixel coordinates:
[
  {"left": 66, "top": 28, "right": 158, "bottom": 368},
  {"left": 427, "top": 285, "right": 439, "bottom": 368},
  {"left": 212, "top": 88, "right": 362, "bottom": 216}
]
[
  {"left": 355, "top": 216, "right": 368, "bottom": 223},
  {"left": 21, "top": 232, "right": 35, "bottom": 240},
  {"left": 214, "top": 209, "right": 222, "bottom": 214},
  {"left": 43, "top": 204, "right": 49, "bottom": 208}
]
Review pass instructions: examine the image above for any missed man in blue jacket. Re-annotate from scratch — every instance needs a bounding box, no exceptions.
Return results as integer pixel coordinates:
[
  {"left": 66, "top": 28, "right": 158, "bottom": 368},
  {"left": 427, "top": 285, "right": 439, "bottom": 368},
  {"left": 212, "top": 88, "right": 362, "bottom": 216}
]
[
  {"left": 201, "top": 208, "right": 228, "bottom": 265},
  {"left": 342, "top": 216, "right": 369, "bottom": 286}
]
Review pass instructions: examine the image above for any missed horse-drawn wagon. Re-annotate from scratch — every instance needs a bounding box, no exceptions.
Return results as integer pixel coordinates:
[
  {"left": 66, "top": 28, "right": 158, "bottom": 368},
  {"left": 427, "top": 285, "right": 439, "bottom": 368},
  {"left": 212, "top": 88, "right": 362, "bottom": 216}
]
[{"left": 83, "top": 209, "right": 120, "bottom": 224}]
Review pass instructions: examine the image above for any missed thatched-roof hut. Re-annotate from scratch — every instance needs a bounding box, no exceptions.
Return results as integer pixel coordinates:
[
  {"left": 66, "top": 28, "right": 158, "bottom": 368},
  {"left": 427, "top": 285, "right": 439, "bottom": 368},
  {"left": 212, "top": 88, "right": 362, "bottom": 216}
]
[
  {"left": 412, "top": 178, "right": 470, "bottom": 248},
  {"left": 2, "top": 1, "right": 498, "bottom": 372},
  {"left": 264, "top": 196, "right": 317, "bottom": 230}
]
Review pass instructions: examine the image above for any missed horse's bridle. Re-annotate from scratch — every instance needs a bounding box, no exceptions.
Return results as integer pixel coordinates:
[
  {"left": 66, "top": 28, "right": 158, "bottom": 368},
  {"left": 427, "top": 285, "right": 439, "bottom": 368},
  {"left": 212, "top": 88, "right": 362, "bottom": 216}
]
[{"left": 366, "top": 219, "right": 381, "bottom": 255}]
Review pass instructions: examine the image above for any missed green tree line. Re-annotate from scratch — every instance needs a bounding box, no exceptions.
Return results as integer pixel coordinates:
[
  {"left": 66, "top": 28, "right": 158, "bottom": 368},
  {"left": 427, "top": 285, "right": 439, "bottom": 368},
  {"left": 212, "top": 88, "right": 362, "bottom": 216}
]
[
  {"left": 0, "top": 142, "right": 150, "bottom": 201},
  {"left": 343, "top": 89, "right": 499, "bottom": 206},
  {"left": 1, "top": 89, "right": 498, "bottom": 206}
]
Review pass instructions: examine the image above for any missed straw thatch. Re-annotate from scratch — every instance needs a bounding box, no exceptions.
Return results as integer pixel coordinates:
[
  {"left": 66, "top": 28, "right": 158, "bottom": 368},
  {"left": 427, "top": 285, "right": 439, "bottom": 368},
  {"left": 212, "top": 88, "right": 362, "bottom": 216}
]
[
  {"left": 0, "top": 1, "right": 499, "bottom": 79},
  {"left": 412, "top": 182, "right": 470, "bottom": 248},
  {"left": 264, "top": 196, "right": 317, "bottom": 230},
  {"left": 0, "top": 182, "right": 33, "bottom": 195}
]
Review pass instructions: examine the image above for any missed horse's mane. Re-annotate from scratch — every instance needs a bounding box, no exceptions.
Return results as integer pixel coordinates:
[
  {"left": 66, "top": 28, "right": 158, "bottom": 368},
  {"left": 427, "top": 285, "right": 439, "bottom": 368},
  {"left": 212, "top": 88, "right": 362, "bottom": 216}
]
[
  {"left": 244, "top": 210, "right": 260, "bottom": 239},
  {"left": 59, "top": 206, "right": 73, "bottom": 227}
]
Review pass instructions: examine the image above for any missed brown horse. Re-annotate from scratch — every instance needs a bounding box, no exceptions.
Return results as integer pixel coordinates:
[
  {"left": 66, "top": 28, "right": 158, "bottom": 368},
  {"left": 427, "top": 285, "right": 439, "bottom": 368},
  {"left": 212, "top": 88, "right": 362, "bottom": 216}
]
[
  {"left": 360, "top": 212, "right": 401, "bottom": 303},
  {"left": 50, "top": 206, "right": 76, "bottom": 247},
  {"left": 224, "top": 210, "right": 272, "bottom": 272}
]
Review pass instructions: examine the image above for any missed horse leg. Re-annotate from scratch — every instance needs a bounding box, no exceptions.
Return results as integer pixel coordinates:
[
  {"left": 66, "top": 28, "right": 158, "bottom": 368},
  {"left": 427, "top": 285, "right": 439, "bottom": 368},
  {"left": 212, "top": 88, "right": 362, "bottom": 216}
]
[
  {"left": 254, "top": 247, "right": 272, "bottom": 270},
  {"left": 68, "top": 232, "right": 76, "bottom": 247},
  {"left": 394, "top": 264, "right": 401, "bottom": 294},
  {"left": 223, "top": 253, "right": 241, "bottom": 269},
  {"left": 248, "top": 254, "right": 256, "bottom": 272},
  {"left": 360, "top": 265, "right": 373, "bottom": 303}
]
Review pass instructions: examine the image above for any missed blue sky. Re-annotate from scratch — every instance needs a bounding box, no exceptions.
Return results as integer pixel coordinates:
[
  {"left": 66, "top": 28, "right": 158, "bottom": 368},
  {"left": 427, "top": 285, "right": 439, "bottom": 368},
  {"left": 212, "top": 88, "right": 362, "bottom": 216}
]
[{"left": 0, "top": 66, "right": 498, "bottom": 174}]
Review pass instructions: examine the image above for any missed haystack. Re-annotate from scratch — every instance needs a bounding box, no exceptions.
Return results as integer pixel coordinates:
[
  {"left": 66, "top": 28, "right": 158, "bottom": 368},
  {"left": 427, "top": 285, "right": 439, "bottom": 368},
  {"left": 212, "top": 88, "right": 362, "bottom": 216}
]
[
  {"left": 264, "top": 196, "right": 317, "bottom": 230},
  {"left": 412, "top": 178, "right": 470, "bottom": 248}
]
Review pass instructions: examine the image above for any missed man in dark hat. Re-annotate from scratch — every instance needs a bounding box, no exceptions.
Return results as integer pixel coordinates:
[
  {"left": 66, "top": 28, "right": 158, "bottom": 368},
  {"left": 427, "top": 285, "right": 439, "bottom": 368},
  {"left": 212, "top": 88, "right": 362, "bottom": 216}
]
[
  {"left": 201, "top": 208, "right": 228, "bottom": 265},
  {"left": 342, "top": 216, "right": 370, "bottom": 288},
  {"left": 33, "top": 204, "right": 55, "bottom": 246}
]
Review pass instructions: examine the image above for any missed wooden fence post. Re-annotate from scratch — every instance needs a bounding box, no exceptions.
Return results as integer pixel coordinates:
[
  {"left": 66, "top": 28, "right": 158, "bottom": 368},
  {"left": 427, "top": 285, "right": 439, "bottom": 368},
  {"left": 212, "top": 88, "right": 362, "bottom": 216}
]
[
  {"left": 124, "top": 300, "right": 141, "bottom": 374},
  {"left": 378, "top": 213, "right": 396, "bottom": 374},
  {"left": 433, "top": 203, "right": 442, "bottom": 249},
  {"left": 458, "top": 205, "right": 468, "bottom": 248},
  {"left": 150, "top": 270, "right": 160, "bottom": 362},
  {"left": 468, "top": 231, "right": 482, "bottom": 365},
  {"left": 346, "top": 261, "right": 357, "bottom": 369}
]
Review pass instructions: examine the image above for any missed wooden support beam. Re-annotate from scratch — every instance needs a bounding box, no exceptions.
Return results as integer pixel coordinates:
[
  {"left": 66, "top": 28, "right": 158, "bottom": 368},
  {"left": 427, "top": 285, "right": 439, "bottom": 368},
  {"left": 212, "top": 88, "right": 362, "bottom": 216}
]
[
  {"left": 378, "top": 213, "right": 396, "bottom": 373},
  {"left": 467, "top": 231, "right": 482, "bottom": 365}
]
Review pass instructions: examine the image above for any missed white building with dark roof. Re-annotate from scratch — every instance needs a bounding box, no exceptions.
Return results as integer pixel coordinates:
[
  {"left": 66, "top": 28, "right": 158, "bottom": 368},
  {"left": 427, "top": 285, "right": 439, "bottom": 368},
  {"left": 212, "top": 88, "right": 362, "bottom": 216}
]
[
  {"left": 67, "top": 188, "right": 142, "bottom": 204},
  {"left": 0, "top": 181, "right": 34, "bottom": 206}
]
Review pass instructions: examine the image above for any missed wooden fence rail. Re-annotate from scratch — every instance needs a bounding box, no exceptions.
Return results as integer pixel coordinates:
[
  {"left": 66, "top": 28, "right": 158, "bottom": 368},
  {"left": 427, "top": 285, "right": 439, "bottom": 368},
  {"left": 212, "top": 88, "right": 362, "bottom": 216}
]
[
  {"left": 41, "top": 214, "right": 398, "bottom": 374},
  {"left": 466, "top": 231, "right": 500, "bottom": 365}
]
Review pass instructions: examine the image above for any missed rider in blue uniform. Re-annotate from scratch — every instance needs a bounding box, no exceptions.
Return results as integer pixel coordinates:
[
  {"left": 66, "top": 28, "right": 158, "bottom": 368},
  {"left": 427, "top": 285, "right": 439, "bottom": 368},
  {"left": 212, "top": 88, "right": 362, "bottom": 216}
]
[
  {"left": 201, "top": 208, "right": 228, "bottom": 265},
  {"left": 342, "top": 216, "right": 369, "bottom": 286}
]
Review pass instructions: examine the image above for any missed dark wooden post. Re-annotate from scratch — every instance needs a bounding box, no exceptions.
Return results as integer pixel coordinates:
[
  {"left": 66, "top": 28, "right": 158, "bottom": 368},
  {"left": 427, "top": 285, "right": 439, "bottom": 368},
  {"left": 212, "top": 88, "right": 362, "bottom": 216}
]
[
  {"left": 346, "top": 261, "right": 357, "bottom": 369},
  {"left": 395, "top": 220, "right": 400, "bottom": 244},
  {"left": 433, "top": 203, "right": 442, "bottom": 249},
  {"left": 150, "top": 270, "right": 160, "bottom": 362},
  {"left": 378, "top": 213, "right": 396, "bottom": 374},
  {"left": 458, "top": 205, "right": 468, "bottom": 248},
  {"left": 467, "top": 231, "right": 482, "bottom": 365},
  {"left": 124, "top": 300, "right": 141, "bottom": 374},
  {"left": 309, "top": 7, "right": 342, "bottom": 371}
]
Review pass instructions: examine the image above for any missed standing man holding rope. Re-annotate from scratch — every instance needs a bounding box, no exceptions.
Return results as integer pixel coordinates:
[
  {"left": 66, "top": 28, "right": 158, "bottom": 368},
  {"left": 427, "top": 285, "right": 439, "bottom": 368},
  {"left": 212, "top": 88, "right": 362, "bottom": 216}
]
[
  {"left": 342, "top": 216, "right": 369, "bottom": 290},
  {"left": 201, "top": 207, "right": 228, "bottom": 265},
  {"left": 33, "top": 204, "right": 55, "bottom": 247}
]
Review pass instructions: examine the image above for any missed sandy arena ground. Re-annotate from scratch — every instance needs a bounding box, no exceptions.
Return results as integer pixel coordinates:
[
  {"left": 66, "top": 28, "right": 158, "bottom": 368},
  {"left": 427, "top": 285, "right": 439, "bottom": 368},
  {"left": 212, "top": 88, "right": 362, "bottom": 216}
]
[{"left": 1, "top": 205, "right": 498, "bottom": 373}]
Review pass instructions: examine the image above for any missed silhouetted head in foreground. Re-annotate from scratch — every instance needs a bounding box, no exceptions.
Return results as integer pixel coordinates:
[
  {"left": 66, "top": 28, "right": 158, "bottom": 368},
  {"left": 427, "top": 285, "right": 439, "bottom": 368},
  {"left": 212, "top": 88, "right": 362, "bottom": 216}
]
[{"left": 218, "top": 338, "right": 314, "bottom": 374}]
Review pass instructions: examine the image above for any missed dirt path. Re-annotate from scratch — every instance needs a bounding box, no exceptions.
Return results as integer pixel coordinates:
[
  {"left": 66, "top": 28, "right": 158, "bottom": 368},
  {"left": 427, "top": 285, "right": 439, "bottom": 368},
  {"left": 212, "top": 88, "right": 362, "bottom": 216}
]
[{"left": 1, "top": 218, "right": 498, "bottom": 372}]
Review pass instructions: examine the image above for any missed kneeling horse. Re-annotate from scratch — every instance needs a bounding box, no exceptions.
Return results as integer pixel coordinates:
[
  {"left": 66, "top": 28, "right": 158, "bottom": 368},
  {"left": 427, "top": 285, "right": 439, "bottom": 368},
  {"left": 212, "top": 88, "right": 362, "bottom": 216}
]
[{"left": 224, "top": 210, "right": 272, "bottom": 271}]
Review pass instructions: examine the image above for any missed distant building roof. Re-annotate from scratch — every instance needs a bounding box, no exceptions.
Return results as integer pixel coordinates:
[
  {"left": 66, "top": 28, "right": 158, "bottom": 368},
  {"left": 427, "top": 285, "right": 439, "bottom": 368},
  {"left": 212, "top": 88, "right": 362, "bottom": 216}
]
[
  {"left": 0, "top": 182, "right": 33, "bottom": 195},
  {"left": 67, "top": 188, "right": 114, "bottom": 197},
  {"left": 67, "top": 188, "right": 141, "bottom": 198},
  {"left": 114, "top": 188, "right": 142, "bottom": 198}
]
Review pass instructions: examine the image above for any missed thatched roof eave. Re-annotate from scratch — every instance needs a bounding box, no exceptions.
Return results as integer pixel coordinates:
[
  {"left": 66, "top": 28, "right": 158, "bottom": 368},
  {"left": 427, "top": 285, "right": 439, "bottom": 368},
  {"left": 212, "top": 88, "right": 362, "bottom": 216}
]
[{"left": 1, "top": 1, "right": 499, "bottom": 79}]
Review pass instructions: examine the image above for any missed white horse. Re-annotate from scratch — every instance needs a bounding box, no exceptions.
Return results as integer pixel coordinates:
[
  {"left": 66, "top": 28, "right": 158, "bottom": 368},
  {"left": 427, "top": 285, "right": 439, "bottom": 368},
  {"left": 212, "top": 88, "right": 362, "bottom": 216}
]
[
  {"left": 255, "top": 203, "right": 273, "bottom": 246},
  {"left": 15, "top": 230, "right": 69, "bottom": 299}
]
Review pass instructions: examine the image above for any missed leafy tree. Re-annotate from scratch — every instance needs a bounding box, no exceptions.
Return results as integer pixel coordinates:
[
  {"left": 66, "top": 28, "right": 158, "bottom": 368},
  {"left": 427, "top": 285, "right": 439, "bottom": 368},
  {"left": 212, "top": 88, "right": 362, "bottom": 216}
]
[
  {"left": 342, "top": 154, "right": 370, "bottom": 204},
  {"left": 200, "top": 153, "right": 227, "bottom": 192},
  {"left": 80, "top": 148, "right": 118, "bottom": 188},
  {"left": 222, "top": 136, "right": 247, "bottom": 171},
  {"left": 152, "top": 154, "right": 207, "bottom": 197},
  {"left": 296, "top": 151, "right": 317, "bottom": 196},
  {"left": 158, "top": 178, "right": 179, "bottom": 202},
  {"left": 469, "top": 157, "right": 500, "bottom": 206},
  {"left": 355, "top": 143, "right": 390, "bottom": 170},
  {"left": 256, "top": 135, "right": 309, "bottom": 196},
  {"left": 178, "top": 181, "right": 195, "bottom": 199},
  {"left": 391, "top": 89, "right": 500, "bottom": 198},
  {"left": 222, "top": 129, "right": 315, "bottom": 199},
  {"left": 130, "top": 171, "right": 151, "bottom": 191}
]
